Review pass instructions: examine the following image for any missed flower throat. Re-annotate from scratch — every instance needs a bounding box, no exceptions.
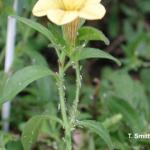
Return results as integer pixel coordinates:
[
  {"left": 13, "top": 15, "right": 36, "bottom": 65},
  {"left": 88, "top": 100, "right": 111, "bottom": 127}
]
[{"left": 63, "top": 18, "right": 80, "bottom": 47}]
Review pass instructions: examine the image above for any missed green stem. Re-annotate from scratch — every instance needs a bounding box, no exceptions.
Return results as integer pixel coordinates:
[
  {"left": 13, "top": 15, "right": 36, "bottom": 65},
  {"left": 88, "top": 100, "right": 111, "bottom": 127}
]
[
  {"left": 57, "top": 53, "right": 72, "bottom": 150},
  {"left": 71, "top": 62, "right": 81, "bottom": 124}
]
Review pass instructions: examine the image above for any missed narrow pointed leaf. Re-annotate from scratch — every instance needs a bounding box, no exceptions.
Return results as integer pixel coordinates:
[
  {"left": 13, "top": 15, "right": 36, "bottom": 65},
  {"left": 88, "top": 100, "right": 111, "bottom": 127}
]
[
  {"left": 78, "top": 26, "right": 110, "bottom": 45},
  {"left": 0, "top": 65, "right": 54, "bottom": 104},
  {"left": 106, "top": 98, "right": 144, "bottom": 132},
  {"left": 13, "top": 16, "right": 56, "bottom": 43},
  {"left": 76, "top": 120, "right": 113, "bottom": 150},
  {"left": 74, "top": 48, "right": 121, "bottom": 66},
  {"left": 22, "top": 115, "right": 62, "bottom": 150}
]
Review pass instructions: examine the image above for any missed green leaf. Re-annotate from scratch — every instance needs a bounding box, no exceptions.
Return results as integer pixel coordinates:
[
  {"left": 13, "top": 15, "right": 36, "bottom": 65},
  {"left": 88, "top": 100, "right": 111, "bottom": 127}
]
[
  {"left": 78, "top": 26, "right": 110, "bottom": 45},
  {"left": 76, "top": 120, "right": 113, "bottom": 150},
  {"left": 6, "top": 140, "right": 23, "bottom": 150},
  {"left": 74, "top": 48, "right": 121, "bottom": 66},
  {"left": 13, "top": 16, "right": 56, "bottom": 44},
  {"left": 48, "top": 23, "right": 66, "bottom": 47},
  {"left": 25, "top": 50, "right": 57, "bottom": 101},
  {"left": 22, "top": 115, "right": 62, "bottom": 150},
  {"left": 106, "top": 98, "right": 144, "bottom": 132},
  {"left": 140, "top": 68, "right": 150, "bottom": 93},
  {"left": 102, "top": 114, "right": 122, "bottom": 129},
  {"left": 101, "top": 69, "right": 149, "bottom": 118},
  {"left": 25, "top": 49, "right": 48, "bottom": 66},
  {"left": 0, "top": 66, "right": 54, "bottom": 104},
  {"left": 0, "top": 72, "right": 7, "bottom": 97},
  {"left": 0, "top": 131, "right": 13, "bottom": 149}
]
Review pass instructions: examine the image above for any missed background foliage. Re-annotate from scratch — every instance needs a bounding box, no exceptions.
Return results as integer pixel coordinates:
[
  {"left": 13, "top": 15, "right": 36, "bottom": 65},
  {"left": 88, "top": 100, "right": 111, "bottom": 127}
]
[{"left": 0, "top": 0, "right": 150, "bottom": 149}]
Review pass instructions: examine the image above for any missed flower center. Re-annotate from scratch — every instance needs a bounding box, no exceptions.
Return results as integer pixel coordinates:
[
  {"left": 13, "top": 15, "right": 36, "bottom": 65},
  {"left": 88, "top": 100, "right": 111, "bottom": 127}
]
[{"left": 59, "top": 0, "right": 86, "bottom": 11}]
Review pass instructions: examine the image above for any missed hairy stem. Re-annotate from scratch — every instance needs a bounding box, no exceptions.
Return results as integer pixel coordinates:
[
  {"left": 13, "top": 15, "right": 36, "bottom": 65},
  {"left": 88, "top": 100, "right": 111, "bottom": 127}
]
[
  {"left": 71, "top": 62, "right": 81, "bottom": 124},
  {"left": 57, "top": 53, "right": 72, "bottom": 150}
]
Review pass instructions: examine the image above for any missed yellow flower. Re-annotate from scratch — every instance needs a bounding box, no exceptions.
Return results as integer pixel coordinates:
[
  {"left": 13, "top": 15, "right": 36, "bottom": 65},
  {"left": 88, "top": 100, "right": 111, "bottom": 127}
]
[{"left": 32, "top": 0, "right": 106, "bottom": 25}]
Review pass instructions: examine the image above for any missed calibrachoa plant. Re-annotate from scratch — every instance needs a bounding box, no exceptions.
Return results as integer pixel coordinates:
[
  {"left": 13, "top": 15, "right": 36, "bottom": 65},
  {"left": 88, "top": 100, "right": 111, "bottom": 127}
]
[{"left": 1, "top": 0, "right": 120, "bottom": 150}]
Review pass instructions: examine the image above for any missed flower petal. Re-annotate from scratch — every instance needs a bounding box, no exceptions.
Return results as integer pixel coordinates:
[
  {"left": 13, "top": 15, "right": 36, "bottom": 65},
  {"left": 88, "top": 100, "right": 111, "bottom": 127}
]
[
  {"left": 32, "top": 0, "right": 59, "bottom": 17},
  {"left": 62, "top": 0, "right": 73, "bottom": 10},
  {"left": 79, "top": 3, "right": 106, "bottom": 20},
  {"left": 62, "top": 0, "right": 85, "bottom": 10},
  {"left": 47, "top": 9, "right": 78, "bottom": 25},
  {"left": 86, "top": 0, "right": 101, "bottom": 4}
]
